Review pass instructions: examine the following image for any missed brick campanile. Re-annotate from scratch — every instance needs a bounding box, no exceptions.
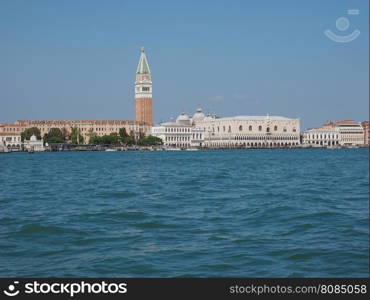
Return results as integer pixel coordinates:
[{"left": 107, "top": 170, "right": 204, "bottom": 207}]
[{"left": 135, "top": 46, "right": 153, "bottom": 125}]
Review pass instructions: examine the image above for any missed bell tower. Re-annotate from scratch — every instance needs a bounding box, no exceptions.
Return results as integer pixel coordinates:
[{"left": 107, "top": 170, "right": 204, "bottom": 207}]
[{"left": 135, "top": 46, "right": 153, "bottom": 125}]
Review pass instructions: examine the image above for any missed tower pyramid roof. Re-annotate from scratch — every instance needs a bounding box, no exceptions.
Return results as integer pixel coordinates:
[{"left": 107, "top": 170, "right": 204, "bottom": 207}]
[{"left": 136, "top": 46, "right": 151, "bottom": 74}]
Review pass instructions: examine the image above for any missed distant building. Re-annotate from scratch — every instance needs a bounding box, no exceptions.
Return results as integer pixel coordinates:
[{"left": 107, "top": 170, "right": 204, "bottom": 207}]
[
  {"left": 0, "top": 120, "right": 150, "bottom": 145},
  {"left": 151, "top": 112, "right": 204, "bottom": 148},
  {"left": 23, "top": 134, "right": 44, "bottom": 152},
  {"left": 325, "top": 120, "right": 365, "bottom": 146},
  {"left": 0, "top": 123, "right": 26, "bottom": 134},
  {"left": 302, "top": 125, "right": 340, "bottom": 147},
  {"left": 195, "top": 114, "right": 300, "bottom": 148},
  {"left": 0, "top": 132, "right": 21, "bottom": 150},
  {"left": 135, "top": 47, "right": 153, "bottom": 125},
  {"left": 361, "top": 121, "right": 369, "bottom": 145}
]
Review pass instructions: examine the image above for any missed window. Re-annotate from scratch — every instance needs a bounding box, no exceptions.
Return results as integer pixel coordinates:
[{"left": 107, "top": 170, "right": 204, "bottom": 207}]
[
  {"left": 249, "top": 125, "right": 252, "bottom": 131},
  {"left": 142, "top": 87, "right": 150, "bottom": 92},
  {"left": 258, "top": 126, "right": 262, "bottom": 131},
  {"left": 239, "top": 125, "right": 243, "bottom": 131},
  {"left": 293, "top": 128, "right": 296, "bottom": 132},
  {"left": 274, "top": 125, "right": 277, "bottom": 131},
  {"left": 283, "top": 127, "right": 287, "bottom": 132},
  {"left": 266, "top": 127, "right": 270, "bottom": 133}
]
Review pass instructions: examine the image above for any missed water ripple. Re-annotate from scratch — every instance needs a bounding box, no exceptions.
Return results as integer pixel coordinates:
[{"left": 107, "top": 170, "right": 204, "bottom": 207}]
[{"left": 0, "top": 149, "right": 368, "bottom": 277}]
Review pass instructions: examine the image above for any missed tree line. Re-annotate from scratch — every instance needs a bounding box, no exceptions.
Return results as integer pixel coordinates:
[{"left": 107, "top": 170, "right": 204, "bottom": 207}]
[{"left": 20, "top": 127, "right": 163, "bottom": 146}]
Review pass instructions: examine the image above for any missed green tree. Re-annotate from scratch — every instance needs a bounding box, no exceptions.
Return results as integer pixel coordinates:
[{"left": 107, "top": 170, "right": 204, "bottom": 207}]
[
  {"left": 88, "top": 134, "right": 121, "bottom": 145},
  {"left": 89, "top": 135, "right": 101, "bottom": 145},
  {"left": 128, "top": 130, "right": 137, "bottom": 145},
  {"left": 70, "top": 126, "right": 83, "bottom": 144},
  {"left": 119, "top": 128, "right": 128, "bottom": 138},
  {"left": 121, "top": 136, "right": 134, "bottom": 145},
  {"left": 46, "top": 136, "right": 65, "bottom": 143},
  {"left": 101, "top": 134, "right": 121, "bottom": 145},
  {"left": 44, "top": 128, "right": 65, "bottom": 144},
  {"left": 137, "top": 135, "right": 163, "bottom": 146},
  {"left": 85, "top": 128, "right": 96, "bottom": 144},
  {"left": 61, "top": 127, "right": 70, "bottom": 141},
  {"left": 21, "top": 127, "right": 41, "bottom": 142},
  {"left": 119, "top": 130, "right": 135, "bottom": 145}
]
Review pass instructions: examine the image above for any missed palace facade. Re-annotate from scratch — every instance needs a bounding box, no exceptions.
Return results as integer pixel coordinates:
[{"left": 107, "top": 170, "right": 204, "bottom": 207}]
[
  {"left": 152, "top": 108, "right": 300, "bottom": 148},
  {"left": 195, "top": 113, "right": 300, "bottom": 148},
  {"left": 325, "top": 120, "right": 365, "bottom": 146},
  {"left": 302, "top": 120, "right": 366, "bottom": 147},
  {"left": 302, "top": 125, "right": 340, "bottom": 147}
]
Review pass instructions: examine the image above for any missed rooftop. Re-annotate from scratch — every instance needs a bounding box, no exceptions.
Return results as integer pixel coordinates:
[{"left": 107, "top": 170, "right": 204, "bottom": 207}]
[
  {"left": 136, "top": 46, "right": 151, "bottom": 74},
  {"left": 207, "top": 115, "right": 297, "bottom": 121},
  {"left": 325, "top": 120, "right": 359, "bottom": 125},
  {"left": 160, "top": 122, "right": 192, "bottom": 127}
]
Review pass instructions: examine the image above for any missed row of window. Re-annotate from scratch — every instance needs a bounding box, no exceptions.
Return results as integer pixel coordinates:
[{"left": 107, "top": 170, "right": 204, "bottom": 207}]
[
  {"left": 165, "top": 136, "right": 191, "bottom": 141},
  {"left": 1, "top": 127, "right": 22, "bottom": 132},
  {"left": 165, "top": 127, "right": 191, "bottom": 133},
  {"left": 207, "top": 142, "right": 300, "bottom": 147},
  {"left": 165, "top": 143, "right": 191, "bottom": 147},
  {"left": 305, "top": 141, "right": 339, "bottom": 146},
  {"left": 305, "top": 134, "right": 339, "bottom": 139},
  {"left": 2, "top": 137, "right": 21, "bottom": 141},
  {"left": 208, "top": 125, "right": 296, "bottom": 133},
  {"left": 4, "top": 144, "right": 21, "bottom": 148},
  {"left": 235, "top": 136, "right": 298, "bottom": 141}
]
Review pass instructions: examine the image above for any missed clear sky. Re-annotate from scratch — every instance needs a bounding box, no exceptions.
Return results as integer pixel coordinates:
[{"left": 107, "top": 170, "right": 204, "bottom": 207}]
[{"left": 0, "top": 0, "right": 368, "bottom": 129}]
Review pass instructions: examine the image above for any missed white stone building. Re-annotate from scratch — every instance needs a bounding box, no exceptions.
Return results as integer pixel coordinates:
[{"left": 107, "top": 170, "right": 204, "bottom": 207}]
[
  {"left": 23, "top": 134, "right": 45, "bottom": 152},
  {"left": 195, "top": 114, "right": 300, "bottom": 148},
  {"left": 302, "top": 126, "right": 340, "bottom": 147},
  {"left": 151, "top": 112, "right": 205, "bottom": 148},
  {"left": 0, "top": 132, "right": 22, "bottom": 150},
  {"left": 333, "top": 121, "right": 365, "bottom": 146}
]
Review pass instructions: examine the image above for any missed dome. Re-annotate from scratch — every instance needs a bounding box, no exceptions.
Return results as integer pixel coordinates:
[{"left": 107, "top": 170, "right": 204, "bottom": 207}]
[
  {"left": 30, "top": 134, "right": 37, "bottom": 141},
  {"left": 192, "top": 108, "right": 205, "bottom": 123},
  {"left": 176, "top": 112, "right": 191, "bottom": 124}
]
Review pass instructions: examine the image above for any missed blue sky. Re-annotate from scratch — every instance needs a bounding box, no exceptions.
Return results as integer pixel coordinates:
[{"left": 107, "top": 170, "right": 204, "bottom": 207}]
[{"left": 0, "top": 0, "right": 368, "bottom": 129}]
